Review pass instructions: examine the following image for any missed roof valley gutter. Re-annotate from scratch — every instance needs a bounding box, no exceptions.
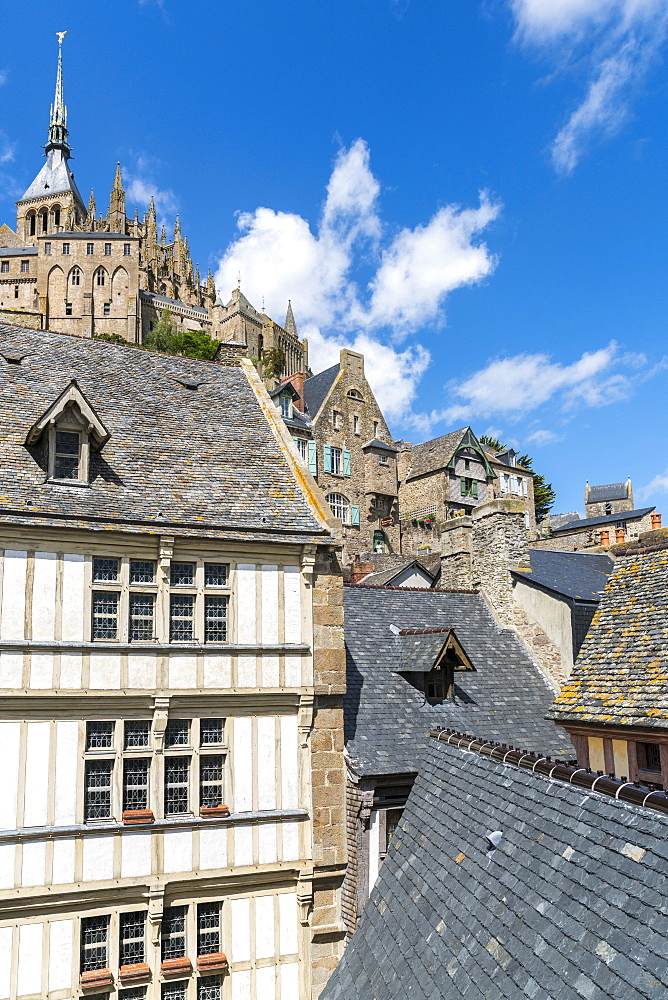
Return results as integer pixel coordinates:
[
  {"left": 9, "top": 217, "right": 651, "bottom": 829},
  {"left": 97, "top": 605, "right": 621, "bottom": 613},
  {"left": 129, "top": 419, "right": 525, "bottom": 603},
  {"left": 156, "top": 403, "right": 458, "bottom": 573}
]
[{"left": 432, "top": 728, "right": 668, "bottom": 816}]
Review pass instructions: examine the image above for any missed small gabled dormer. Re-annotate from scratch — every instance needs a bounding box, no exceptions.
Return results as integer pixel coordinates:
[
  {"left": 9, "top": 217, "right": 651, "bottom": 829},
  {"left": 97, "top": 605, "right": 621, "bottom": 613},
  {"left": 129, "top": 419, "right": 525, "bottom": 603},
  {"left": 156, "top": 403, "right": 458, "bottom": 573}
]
[
  {"left": 393, "top": 627, "right": 475, "bottom": 704},
  {"left": 25, "top": 380, "right": 110, "bottom": 485}
]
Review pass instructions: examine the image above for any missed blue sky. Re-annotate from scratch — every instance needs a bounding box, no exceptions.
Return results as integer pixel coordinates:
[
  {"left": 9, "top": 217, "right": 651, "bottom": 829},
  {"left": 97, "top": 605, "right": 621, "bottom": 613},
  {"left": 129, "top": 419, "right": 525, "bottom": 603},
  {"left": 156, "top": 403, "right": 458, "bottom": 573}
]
[{"left": 1, "top": 0, "right": 667, "bottom": 517}]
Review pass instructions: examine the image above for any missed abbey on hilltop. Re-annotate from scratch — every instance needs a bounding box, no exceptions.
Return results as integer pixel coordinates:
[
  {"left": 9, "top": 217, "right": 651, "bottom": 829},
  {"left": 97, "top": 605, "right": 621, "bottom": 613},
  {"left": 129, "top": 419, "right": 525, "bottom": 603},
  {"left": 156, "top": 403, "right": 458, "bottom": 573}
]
[{"left": 0, "top": 35, "right": 309, "bottom": 375}]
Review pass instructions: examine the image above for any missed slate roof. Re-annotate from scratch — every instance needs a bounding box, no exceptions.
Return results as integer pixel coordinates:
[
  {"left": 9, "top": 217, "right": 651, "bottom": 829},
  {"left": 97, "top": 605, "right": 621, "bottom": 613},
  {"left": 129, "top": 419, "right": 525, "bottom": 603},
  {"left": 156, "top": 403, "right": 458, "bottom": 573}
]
[
  {"left": 0, "top": 323, "right": 331, "bottom": 544},
  {"left": 513, "top": 550, "right": 613, "bottom": 602},
  {"left": 322, "top": 736, "right": 668, "bottom": 1000},
  {"left": 302, "top": 363, "right": 339, "bottom": 417},
  {"left": 551, "top": 546, "right": 668, "bottom": 729},
  {"left": 358, "top": 560, "right": 435, "bottom": 588},
  {"left": 20, "top": 148, "right": 85, "bottom": 207},
  {"left": 361, "top": 438, "right": 399, "bottom": 453},
  {"left": 588, "top": 481, "right": 629, "bottom": 502},
  {"left": 139, "top": 290, "right": 208, "bottom": 315},
  {"left": 552, "top": 507, "right": 654, "bottom": 533},
  {"left": 402, "top": 428, "right": 467, "bottom": 480},
  {"left": 344, "top": 585, "right": 571, "bottom": 776},
  {"left": 0, "top": 246, "right": 38, "bottom": 257}
]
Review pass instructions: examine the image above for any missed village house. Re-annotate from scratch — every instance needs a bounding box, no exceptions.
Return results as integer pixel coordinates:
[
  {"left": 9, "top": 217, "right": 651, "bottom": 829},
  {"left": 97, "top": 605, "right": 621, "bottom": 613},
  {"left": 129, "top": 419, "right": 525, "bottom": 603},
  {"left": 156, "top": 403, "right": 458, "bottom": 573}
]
[
  {"left": 272, "top": 349, "right": 401, "bottom": 563},
  {"left": 0, "top": 322, "right": 347, "bottom": 1000},
  {"left": 550, "top": 535, "right": 668, "bottom": 790}
]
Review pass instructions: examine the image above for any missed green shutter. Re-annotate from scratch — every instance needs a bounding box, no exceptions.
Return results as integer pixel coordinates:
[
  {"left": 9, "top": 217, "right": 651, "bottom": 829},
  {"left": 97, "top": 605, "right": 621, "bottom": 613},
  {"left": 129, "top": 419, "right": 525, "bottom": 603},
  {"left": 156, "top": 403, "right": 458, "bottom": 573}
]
[
  {"left": 460, "top": 477, "right": 466, "bottom": 496},
  {"left": 323, "top": 444, "right": 332, "bottom": 474},
  {"left": 350, "top": 504, "right": 360, "bottom": 526},
  {"left": 308, "top": 441, "right": 317, "bottom": 475},
  {"left": 343, "top": 449, "right": 351, "bottom": 477},
  {"left": 472, "top": 480, "right": 478, "bottom": 499}
]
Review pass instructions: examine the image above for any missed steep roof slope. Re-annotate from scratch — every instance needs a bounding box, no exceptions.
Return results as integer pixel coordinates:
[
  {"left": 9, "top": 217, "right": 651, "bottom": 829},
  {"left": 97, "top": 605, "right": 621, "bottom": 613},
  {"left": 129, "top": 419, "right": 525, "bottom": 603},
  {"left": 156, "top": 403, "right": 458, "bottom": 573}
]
[
  {"left": 552, "top": 507, "right": 654, "bottom": 532},
  {"left": 302, "top": 363, "right": 339, "bottom": 417},
  {"left": 323, "top": 737, "right": 668, "bottom": 1000},
  {"left": 513, "top": 550, "right": 613, "bottom": 602},
  {"left": 551, "top": 547, "right": 668, "bottom": 729},
  {"left": 588, "top": 482, "right": 629, "bottom": 502},
  {"left": 0, "top": 323, "right": 331, "bottom": 544},
  {"left": 401, "top": 427, "right": 467, "bottom": 480},
  {"left": 344, "top": 585, "right": 571, "bottom": 775}
]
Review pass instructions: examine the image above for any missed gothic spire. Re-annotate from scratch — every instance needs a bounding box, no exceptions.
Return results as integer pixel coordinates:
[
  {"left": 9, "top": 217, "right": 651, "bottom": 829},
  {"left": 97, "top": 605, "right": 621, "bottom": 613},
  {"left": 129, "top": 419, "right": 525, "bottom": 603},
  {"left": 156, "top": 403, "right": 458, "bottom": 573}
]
[
  {"left": 285, "top": 299, "right": 298, "bottom": 336},
  {"left": 47, "top": 32, "right": 69, "bottom": 154},
  {"left": 107, "top": 163, "right": 126, "bottom": 232},
  {"left": 174, "top": 215, "right": 182, "bottom": 242},
  {"left": 86, "top": 189, "right": 96, "bottom": 230}
]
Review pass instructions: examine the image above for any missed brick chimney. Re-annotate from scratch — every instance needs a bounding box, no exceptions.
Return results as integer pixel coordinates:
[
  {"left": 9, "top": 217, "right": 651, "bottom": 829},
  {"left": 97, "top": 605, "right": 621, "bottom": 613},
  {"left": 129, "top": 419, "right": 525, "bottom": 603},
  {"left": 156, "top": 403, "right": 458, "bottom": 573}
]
[
  {"left": 282, "top": 372, "right": 305, "bottom": 412},
  {"left": 599, "top": 529, "right": 610, "bottom": 546},
  {"left": 652, "top": 513, "right": 662, "bottom": 529},
  {"left": 615, "top": 526, "right": 625, "bottom": 543},
  {"left": 350, "top": 557, "right": 375, "bottom": 584}
]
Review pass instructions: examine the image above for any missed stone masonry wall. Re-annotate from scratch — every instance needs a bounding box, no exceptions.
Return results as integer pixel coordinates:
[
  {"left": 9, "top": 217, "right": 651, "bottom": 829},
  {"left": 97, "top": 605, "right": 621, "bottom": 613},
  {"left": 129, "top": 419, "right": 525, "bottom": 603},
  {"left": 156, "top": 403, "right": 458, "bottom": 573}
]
[
  {"left": 511, "top": 604, "right": 566, "bottom": 690},
  {"left": 531, "top": 510, "right": 655, "bottom": 552},
  {"left": 310, "top": 545, "right": 347, "bottom": 997},
  {"left": 0, "top": 307, "right": 41, "bottom": 329},
  {"left": 341, "top": 779, "right": 362, "bottom": 937},
  {"left": 471, "top": 501, "right": 530, "bottom": 627}
]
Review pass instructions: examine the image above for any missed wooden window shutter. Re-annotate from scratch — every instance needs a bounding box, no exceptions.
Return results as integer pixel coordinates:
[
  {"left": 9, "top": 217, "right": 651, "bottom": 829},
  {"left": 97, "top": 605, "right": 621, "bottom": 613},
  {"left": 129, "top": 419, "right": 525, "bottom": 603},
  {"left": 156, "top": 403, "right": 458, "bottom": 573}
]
[
  {"left": 308, "top": 441, "right": 317, "bottom": 475},
  {"left": 343, "top": 449, "right": 351, "bottom": 477},
  {"left": 460, "top": 477, "right": 466, "bottom": 496},
  {"left": 350, "top": 505, "right": 360, "bottom": 526},
  {"left": 472, "top": 480, "right": 478, "bottom": 499},
  {"left": 323, "top": 444, "right": 332, "bottom": 473}
]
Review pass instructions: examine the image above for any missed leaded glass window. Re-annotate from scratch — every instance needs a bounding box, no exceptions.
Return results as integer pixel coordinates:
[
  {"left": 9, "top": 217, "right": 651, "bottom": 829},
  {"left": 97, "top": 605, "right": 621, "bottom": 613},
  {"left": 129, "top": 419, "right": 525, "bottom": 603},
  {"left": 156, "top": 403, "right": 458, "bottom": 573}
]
[
  {"left": 199, "top": 755, "right": 223, "bottom": 808},
  {"left": 84, "top": 760, "right": 113, "bottom": 820},
  {"left": 200, "top": 719, "right": 224, "bottom": 746},
  {"left": 86, "top": 721, "right": 114, "bottom": 749},
  {"left": 204, "top": 563, "right": 228, "bottom": 587},
  {"left": 170, "top": 562, "right": 195, "bottom": 587},
  {"left": 81, "top": 915, "right": 109, "bottom": 971},
  {"left": 161, "top": 906, "right": 187, "bottom": 960},
  {"left": 54, "top": 430, "right": 80, "bottom": 479},
  {"left": 164, "top": 757, "right": 190, "bottom": 815},
  {"left": 130, "top": 560, "right": 156, "bottom": 584},
  {"left": 170, "top": 594, "right": 194, "bottom": 641},
  {"left": 123, "top": 758, "right": 150, "bottom": 811},
  {"left": 124, "top": 720, "right": 150, "bottom": 749},
  {"left": 119, "top": 910, "right": 145, "bottom": 965},
  {"left": 204, "top": 596, "right": 228, "bottom": 642},
  {"left": 93, "top": 558, "right": 120, "bottom": 582},
  {"left": 129, "top": 592, "right": 155, "bottom": 640},
  {"left": 165, "top": 719, "right": 190, "bottom": 747},
  {"left": 92, "top": 591, "right": 119, "bottom": 640},
  {"left": 197, "top": 902, "right": 221, "bottom": 956}
]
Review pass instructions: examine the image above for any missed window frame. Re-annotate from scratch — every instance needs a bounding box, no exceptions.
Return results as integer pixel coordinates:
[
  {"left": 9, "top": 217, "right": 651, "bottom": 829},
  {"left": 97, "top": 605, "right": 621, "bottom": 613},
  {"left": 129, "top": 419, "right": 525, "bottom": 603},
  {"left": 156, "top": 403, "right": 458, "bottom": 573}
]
[
  {"left": 325, "top": 492, "right": 350, "bottom": 525},
  {"left": 62, "top": 242, "right": 70, "bottom": 255},
  {"left": 0, "top": 261, "right": 8, "bottom": 274},
  {"left": 48, "top": 413, "right": 90, "bottom": 483}
]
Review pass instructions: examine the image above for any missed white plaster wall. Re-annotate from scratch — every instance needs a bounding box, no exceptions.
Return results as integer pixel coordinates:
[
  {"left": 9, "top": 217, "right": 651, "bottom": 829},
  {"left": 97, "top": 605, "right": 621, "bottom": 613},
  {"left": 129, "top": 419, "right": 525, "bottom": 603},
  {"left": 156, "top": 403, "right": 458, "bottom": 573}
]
[
  {"left": 23, "top": 721, "right": 50, "bottom": 827},
  {"left": 17, "top": 922, "right": 42, "bottom": 995},
  {"left": 236, "top": 564, "right": 257, "bottom": 643},
  {"left": 283, "top": 566, "right": 301, "bottom": 642},
  {"left": 261, "top": 565, "right": 279, "bottom": 643},
  {"left": 257, "top": 717, "right": 277, "bottom": 810},
  {"left": 54, "top": 720, "right": 78, "bottom": 826},
  {"left": 48, "top": 919, "right": 73, "bottom": 990},
  {"left": 279, "top": 892, "right": 298, "bottom": 953},
  {"left": 255, "top": 894, "right": 275, "bottom": 959},
  {"left": 280, "top": 715, "right": 298, "bottom": 809},
  {"left": 51, "top": 838, "right": 75, "bottom": 885},
  {"left": 61, "top": 553, "right": 84, "bottom": 641},
  {"left": 0, "top": 722, "right": 21, "bottom": 829},
  {"left": 231, "top": 897, "right": 251, "bottom": 962},
  {"left": 0, "top": 550, "right": 27, "bottom": 640},
  {"left": 0, "top": 926, "right": 11, "bottom": 999},
  {"left": 233, "top": 717, "right": 253, "bottom": 812},
  {"left": 368, "top": 809, "right": 380, "bottom": 891},
  {"left": 513, "top": 579, "right": 574, "bottom": 674},
  {"left": 32, "top": 551, "right": 57, "bottom": 641},
  {"left": 394, "top": 566, "right": 433, "bottom": 588}
]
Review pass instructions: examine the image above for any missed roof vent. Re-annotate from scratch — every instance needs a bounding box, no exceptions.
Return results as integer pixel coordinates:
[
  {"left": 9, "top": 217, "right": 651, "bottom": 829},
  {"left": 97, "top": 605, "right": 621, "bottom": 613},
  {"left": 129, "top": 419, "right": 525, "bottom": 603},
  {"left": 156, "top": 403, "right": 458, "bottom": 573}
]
[
  {"left": 173, "top": 377, "right": 207, "bottom": 391},
  {"left": 2, "top": 352, "right": 27, "bottom": 364},
  {"left": 389, "top": 624, "right": 401, "bottom": 636},
  {"left": 486, "top": 830, "right": 503, "bottom": 857}
]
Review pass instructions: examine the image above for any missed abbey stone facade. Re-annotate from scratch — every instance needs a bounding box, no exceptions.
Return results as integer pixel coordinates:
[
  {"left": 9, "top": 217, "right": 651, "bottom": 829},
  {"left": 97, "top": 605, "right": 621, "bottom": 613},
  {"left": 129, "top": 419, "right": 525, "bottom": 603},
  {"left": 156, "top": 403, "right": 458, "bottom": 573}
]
[{"left": 0, "top": 37, "right": 309, "bottom": 380}]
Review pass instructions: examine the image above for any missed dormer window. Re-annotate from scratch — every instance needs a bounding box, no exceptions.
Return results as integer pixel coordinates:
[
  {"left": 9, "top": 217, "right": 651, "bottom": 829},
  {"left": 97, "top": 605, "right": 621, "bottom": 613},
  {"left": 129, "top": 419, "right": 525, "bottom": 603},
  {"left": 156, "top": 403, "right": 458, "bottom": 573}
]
[
  {"left": 25, "top": 380, "right": 110, "bottom": 486},
  {"left": 280, "top": 393, "right": 292, "bottom": 418}
]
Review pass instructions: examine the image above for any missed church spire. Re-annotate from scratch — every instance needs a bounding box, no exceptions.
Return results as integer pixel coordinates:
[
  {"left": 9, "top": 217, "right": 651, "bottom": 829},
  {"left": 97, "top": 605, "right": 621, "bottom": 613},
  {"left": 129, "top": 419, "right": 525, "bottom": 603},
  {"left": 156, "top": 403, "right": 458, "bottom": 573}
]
[
  {"left": 46, "top": 32, "right": 69, "bottom": 155},
  {"left": 86, "top": 189, "right": 96, "bottom": 230},
  {"left": 285, "top": 299, "right": 298, "bottom": 336},
  {"left": 107, "top": 163, "right": 126, "bottom": 232}
]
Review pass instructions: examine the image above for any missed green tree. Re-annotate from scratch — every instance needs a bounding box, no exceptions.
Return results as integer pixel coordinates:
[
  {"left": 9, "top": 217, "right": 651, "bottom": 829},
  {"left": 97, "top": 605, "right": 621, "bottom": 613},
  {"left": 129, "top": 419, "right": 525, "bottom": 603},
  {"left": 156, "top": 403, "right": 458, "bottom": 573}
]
[
  {"left": 143, "top": 308, "right": 176, "bottom": 352},
  {"left": 479, "top": 434, "right": 506, "bottom": 452},
  {"left": 260, "top": 346, "right": 285, "bottom": 379},
  {"left": 516, "top": 452, "right": 557, "bottom": 521},
  {"left": 142, "top": 310, "right": 219, "bottom": 360},
  {"left": 93, "top": 332, "right": 127, "bottom": 345}
]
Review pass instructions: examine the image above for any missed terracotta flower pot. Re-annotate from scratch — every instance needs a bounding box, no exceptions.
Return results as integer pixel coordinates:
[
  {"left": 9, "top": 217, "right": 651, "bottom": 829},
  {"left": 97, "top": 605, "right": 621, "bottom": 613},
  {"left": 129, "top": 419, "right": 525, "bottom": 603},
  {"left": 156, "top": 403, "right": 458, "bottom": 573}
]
[
  {"left": 119, "top": 962, "right": 150, "bottom": 982},
  {"left": 161, "top": 957, "right": 193, "bottom": 977},
  {"left": 80, "top": 969, "right": 114, "bottom": 990},
  {"left": 199, "top": 804, "right": 230, "bottom": 818},
  {"left": 197, "top": 952, "right": 229, "bottom": 972},
  {"left": 122, "top": 809, "right": 155, "bottom": 825}
]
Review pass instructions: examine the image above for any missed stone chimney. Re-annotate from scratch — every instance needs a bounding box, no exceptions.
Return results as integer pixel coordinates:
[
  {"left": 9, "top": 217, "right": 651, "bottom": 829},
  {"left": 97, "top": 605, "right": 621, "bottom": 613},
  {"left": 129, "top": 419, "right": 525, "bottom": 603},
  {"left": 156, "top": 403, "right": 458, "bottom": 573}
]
[
  {"left": 283, "top": 371, "right": 306, "bottom": 412},
  {"left": 350, "top": 557, "right": 375, "bottom": 584}
]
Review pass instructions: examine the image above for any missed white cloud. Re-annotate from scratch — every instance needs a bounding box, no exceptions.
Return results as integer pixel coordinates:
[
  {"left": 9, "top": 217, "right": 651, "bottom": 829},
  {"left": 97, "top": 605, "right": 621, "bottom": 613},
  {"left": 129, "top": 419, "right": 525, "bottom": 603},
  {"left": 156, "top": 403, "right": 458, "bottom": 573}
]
[
  {"left": 0, "top": 131, "right": 15, "bottom": 165},
  {"left": 510, "top": 0, "right": 668, "bottom": 171},
  {"left": 124, "top": 155, "right": 177, "bottom": 224},
  {"left": 638, "top": 468, "right": 668, "bottom": 500},
  {"left": 432, "top": 342, "right": 648, "bottom": 425},
  {"left": 525, "top": 428, "right": 563, "bottom": 446},
  {"left": 215, "top": 139, "right": 499, "bottom": 423},
  {"left": 0, "top": 70, "right": 7, "bottom": 87}
]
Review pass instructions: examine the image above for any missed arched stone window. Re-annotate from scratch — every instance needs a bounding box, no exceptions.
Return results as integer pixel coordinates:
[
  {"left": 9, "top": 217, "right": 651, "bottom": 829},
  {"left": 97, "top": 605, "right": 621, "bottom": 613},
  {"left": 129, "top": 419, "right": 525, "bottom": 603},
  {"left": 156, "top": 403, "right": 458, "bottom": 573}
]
[
  {"left": 95, "top": 268, "right": 106, "bottom": 287},
  {"left": 27, "top": 212, "right": 36, "bottom": 237},
  {"left": 325, "top": 492, "right": 350, "bottom": 525},
  {"left": 40, "top": 209, "right": 49, "bottom": 234},
  {"left": 70, "top": 266, "right": 81, "bottom": 286},
  {"left": 347, "top": 388, "right": 364, "bottom": 401},
  {"left": 52, "top": 205, "right": 61, "bottom": 229}
]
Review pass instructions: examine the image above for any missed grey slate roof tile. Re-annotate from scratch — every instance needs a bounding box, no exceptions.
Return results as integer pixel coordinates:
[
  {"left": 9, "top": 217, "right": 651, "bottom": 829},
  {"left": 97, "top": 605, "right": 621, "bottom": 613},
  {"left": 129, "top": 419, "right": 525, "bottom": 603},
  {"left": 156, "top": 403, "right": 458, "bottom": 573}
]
[
  {"left": 551, "top": 507, "right": 654, "bottom": 532},
  {"left": 513, "top": 549, "right": 613, "bottom": 601},
  {"left": 551, "top": 546, "right": 668, "bottom": 728},
  {"left": 302, "top": 363, "right": 339, "bottom": 417},
  {"left": 323, "top": 738, "right": 668, "bottom": 1000},
  {"left": 344, "top": 586, "right": 571, "bottom": 776},
  {"left": 0, "top": 323, "right": 329, "bottom": 543},
  {"left": 588, "top": 482, "right": 629, "bottom": 503}
]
